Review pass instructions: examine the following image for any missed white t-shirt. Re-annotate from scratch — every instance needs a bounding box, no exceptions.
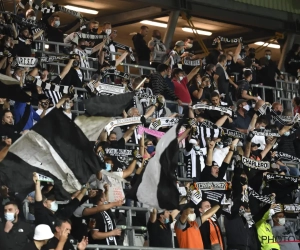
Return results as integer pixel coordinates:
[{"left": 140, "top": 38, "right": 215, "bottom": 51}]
[{"left": 63, "top": 111, "right": 72, "bottom": 120}]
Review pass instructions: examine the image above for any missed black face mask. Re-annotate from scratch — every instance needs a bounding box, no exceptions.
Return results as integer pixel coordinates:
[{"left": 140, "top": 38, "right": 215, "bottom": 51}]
[
  {"left": 72, "top": 60, "right": 80, "bottom": 68},
  {"left": 109, "top": 140, "right": 119, "bottom": 148},
  {"left": 275, "top": 110, "right": 282, "bottom": 115},
  {"left": 92, "top": 28, "right": 98, "bottom": 33},
  {"left": 80, "top": 45, "right": 87, "bottom": 50},
  {"left": 240, "top": 176, "right": 248, "bottom": 185},
  {"left": 156, "top": 35, "right": 161, "bottom": 40}
]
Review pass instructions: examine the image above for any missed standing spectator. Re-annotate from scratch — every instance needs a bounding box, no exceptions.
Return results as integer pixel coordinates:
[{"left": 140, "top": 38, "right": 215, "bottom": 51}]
[
  {"left": 233, "top": 99, "right": 252, "bottom": 133},
  {"left": 14, "top": 89, "right": 41, "bottom": 133},
  {"left": 149, "top": 64, "right": 181, "bottom": 105},
  {"left": 182, "top": 37, "right": 197, "bottom": 74},
  {"left": 61, "top": 55, "right": 84, "bottom": 88},
  {"left": 259, "top": 50, "right": 284, "bottom": 103},
  {"left": 132, "top": 26, "right": 151, "bottom": 72},
  {"left": 189, "top": 75, "right": 211, "bottom": 103},
  {"left": 0, "top": 201, "right": 33, "bottom": 250},
  {"left": 214, "top": 54, "right": 237, "bottom": 107},
  {"left": 284, "top": 43, "right": 300, "bottom": 77},
  {"left": 71, "top": 38, "right": 90, "bottom": 69},
  {"left": 22, "top": 224, "right": 54, "bottom": 250},
  {"left": 42, "top": 14, "right": 80, "bottom": 52},
  {"left": 292, "top": 96, "right": 300, "bottom": 115},
  {"left": 236, "top": 69, "right": 259, "bottom": 106},
  {"left": 171, "top": 66, "right": 200, "bottom": 105},
  {"left": 199, "top": 200, "right": 224, "bottom": 250},
  {"left": 166, "top": 40, "right": 189, "bottom": 69},
  {"left": 147, "top": 209, "right": 174, "bottom": 248},
  {"left": 15, "top": 26, "right": 32, "bottom": 57},
  {"left": 148, "top": 30, "right": 167, "bottom": 70},
  {"left": 204, "top": 64, "right": 217, "bottom": 93}
]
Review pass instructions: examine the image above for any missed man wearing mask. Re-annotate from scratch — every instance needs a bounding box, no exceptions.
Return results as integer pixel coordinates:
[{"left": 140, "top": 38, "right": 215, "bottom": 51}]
[
  {"left": 25, "top": 9, "right": 44, "bottom": 41},
  {"left": 199, "top": 200, "right": 224, "bottom": 250},
  {"left": 147, "top": 209, "right": 176, "bottom": 248},
  {"left": 214, "top": 54, "right": 237, "bottom": 107},
  {"left": 233, "top": 99, "right": 252, "bottom": 133},
  {"left": 166, "top": 40, "right": 185, "bottom": 69},
  {"left": 132, "top": 25, "right": 151, "bottom": 73},
  {"left": 0, "top": 201, "right": 33, "bottom": 250},
  {"left": 259, "top": 50, "right": 284, "bottom": 103},
  {"left": 148, "top": 30, "right": 167, "bottom": 70},
  {"left": 15, "top": 26, "right": 32, "bottom": 57},
  {"left": 33, "top": 172, "right": 89, "bottom": 232},
  {"left": 42, "top": 14, "right": 80, "bottom": 52},
  {"left": 175, "top": 202, "right": 220, "bottom": 249},
  {"left": 272, "top": 210, "right": 300, "bottom": 250},
  {"left": 62, "top": 55, "right": 84, "bottom": 88}
]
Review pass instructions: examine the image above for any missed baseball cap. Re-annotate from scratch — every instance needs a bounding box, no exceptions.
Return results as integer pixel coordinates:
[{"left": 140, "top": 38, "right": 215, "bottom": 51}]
[{"left": 33, "top": 224, "right": 54, "bottom": 240}]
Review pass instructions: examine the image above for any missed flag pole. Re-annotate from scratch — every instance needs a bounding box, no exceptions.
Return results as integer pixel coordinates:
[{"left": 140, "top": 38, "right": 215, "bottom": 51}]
[{"left": 135, "top": 78, "right": 147, "bottom": 90}]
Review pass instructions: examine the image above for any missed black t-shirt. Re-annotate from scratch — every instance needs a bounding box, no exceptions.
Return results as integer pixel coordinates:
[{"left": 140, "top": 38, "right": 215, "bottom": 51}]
[
  {"left": 45, "top": 236, "right": 75, "bottom": 250},
  {"left": 22, "top": 241, "right": 39, "bottom": 250},
  {"left": 189, "top": 84, "right": 211, "bottom": 104},
  {"left": 147, "top": 220, "right": 173, "bottom": 248},
  {"left": 89, "top": 210, "right": 117, "bottom": 246},
  {"left": 215, "top": 64, "right": 229, "bottom": 94}
]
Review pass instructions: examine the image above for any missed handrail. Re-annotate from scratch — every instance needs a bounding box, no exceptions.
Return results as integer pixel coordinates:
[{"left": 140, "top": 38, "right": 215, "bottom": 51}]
[{"left": 82, "top": 245, "right": 202, "bottom": 250}]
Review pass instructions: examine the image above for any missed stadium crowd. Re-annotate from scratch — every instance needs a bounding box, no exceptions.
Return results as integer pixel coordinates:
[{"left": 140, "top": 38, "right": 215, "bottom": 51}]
[{"left": 0, "top": 0, "right": 300, "bottom": 250}]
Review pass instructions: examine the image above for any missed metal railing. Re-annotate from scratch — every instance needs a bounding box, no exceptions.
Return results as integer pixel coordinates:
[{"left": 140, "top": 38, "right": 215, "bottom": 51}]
[{"left": 82, "top": 245, "right": 200, "bottom": 250}]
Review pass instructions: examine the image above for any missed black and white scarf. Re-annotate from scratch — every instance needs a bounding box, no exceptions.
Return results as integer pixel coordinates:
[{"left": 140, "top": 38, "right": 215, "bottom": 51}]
[
  {"left": 273, "top": 151, "right": 300, "bottom": 163},
  {"left": 39, "top": 55, "right": 70, "bottom": 63},
  {"left": 36, "top": 81, "right": 72, "bottom": 95},
  {"left": 264, "top": 173, "right": 299, "bottom": 184},
  {"left": 248, "top": 186, "right": 275, "bottom": 204},
  {"left": 101, "top": 69, "right": 130, "bottom": 80},
  {"left": 195, "top": 182, "right": 229, "bottom": 190},
  {"left": 252, "top": 129, "right": 281, "bottom": 137},
  {"left": 14, "top": 57, "right": 38, "bottom": 67},
  {"left": 242, "top": 156, "right": 270, "bottom": 170},
  {"left": 193, "top": 104, "right": 233, "bottom": 117},
  {"left": 183, "top": 58, "right": 201, "bottom": 66},
  {"left": 149, "top": 117, "right": 179, "bottom": 130},
  {"left": 100, "top": 211, "right": 117, "bottom": 245},
  {"left": 222, "top": 128, "right": 245, "bottom": 139},
  {"left": 104, "top": 148, "right": 132, "bottom": 157},
  {"left": 212, "top": 36, "right": 243, "bottom": 45},
  {"left": 284, "top": 204, "right": 300, "bottom": 213},
  {"left": 86, "top": 81, "right": 125, "bottom": 96},
  {"left": 239, "top": 207, "right": 254, "bottom": 228},
  {"left": 105, "top": 117, "right": 142, "bottom": 134}
]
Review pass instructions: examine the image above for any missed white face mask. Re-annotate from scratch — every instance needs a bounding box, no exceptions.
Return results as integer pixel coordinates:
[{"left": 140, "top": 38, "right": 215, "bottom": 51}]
[
  {"left": 179, "top": 76, "right": 184, "bottom": 81},
  {"left": 188, "top": 213, "right": 196, "bottom": 221},
  {"left": 50, "top": 201, "right": 58, "bottom": 212},
  {"left": 284, "top": 131, "right": 290, "bottom": 136},
  {"left": 266, "top": 55, "right": 271, "bottom": 60},
  {"left": 4, "top": 212, "right": 15, "bottom": 221},
  {"left": 54, "top": 20, "right": 60, "bottom": 28},
  {"left": 105, "top": 29, "right": 112, "bottom": 36},
  {"left": 278, "top": 218, "right": 285, "bottom": 226},
  {"left": 243, "top": 104, "right": 250, "bottom": 111}
]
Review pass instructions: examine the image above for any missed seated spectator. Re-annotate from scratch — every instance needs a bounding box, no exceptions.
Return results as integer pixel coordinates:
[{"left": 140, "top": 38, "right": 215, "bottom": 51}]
[{"left": 233, "top": 99, "right": 252, "bottom": 133}]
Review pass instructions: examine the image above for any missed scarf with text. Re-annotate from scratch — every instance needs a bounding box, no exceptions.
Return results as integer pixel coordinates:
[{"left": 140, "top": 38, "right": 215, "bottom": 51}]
[
  {"left": 149, "top": 117, "right": 179, "bottom": 130},
  {"left": 273, "top": 151, "right": 300, "bottom": 163},
  {"left": 101, "top": 69, "right": 130, "bottom": 80},
  {"left": 195, "top": 182, "right": 230, "bottom": 190},
  {"left": 193, "top": 104, "right": 233, "bottom": 117},
  {"left": 14, "top": 57, "right": 38, "bottom": 67},
  {"left": 222, "top": 128, "right": 245, "bottom": 139},
  {"left": 39, "top": 55, "right": 70, "bottom": 63},
  {"left": 105, "top": 117, "right": 142, "bottom": 134},
  {"left": 284, "top": 204, "right": 300, "bottom": 213},
  {"left": 242, "top": 156, "right": 270, "bottom": 170},
  {"left": 212, "top": 36, "right": 243, "bottom": 45},
  {"left": 100, "top": 211, "right": 117, "bottom": 245},
  {"left": 183, "top": 58, "right": 201, "bottom": 66},
  {"left": 31, "top": 2, "right": 82, "bottom": 18},
  {"left": 252, "top": 129, "right": 281, "bottom": 137},
  {"left": 86, "top": 81, "right": 125, "bottom": 96},
  {"left": 264, "top": 173, "right": 299, "bottom": 184}
]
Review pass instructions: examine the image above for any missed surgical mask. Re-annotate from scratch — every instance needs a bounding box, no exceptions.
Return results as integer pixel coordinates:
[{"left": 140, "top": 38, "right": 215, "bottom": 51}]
[
  {"left": 50, "top": 201, "right": 58, "bottom": 212},
  {"left": 80, "top": 45, "right": 87, "bottom": 50},
  {"left": 243, "top": 104, "right": 250, "bottom": 111},
  {"left": 180, "top": 49, "right": 185, "bottom": 54},
  {"left": 92, "top": 28, "right": 98, "bottom": 33},
  {"left": 188, "top": 213, "right": 196, "bottom": 221},
  {"left": 105, "top": 163, "right": 112, "bottom": 171},
  {"left": 105, "top": 29, "right": 112, "bottom": 35},
  {"left": 185, "top": 43, "right": 193, "bottom": 49},
  {"left": 164, "top": 218, "right": 169, "bottom": 224},
  {"left": 193, "top": 145, "right": 200, "bottom": 151},
  {"left": 146, "top": 145, "right": 155, "bottom": 154},
  {"left": 284, "top": 131, "right": 290, "bottom": 136},
  {"left": 278, "top": 218, "right": 285, "bottom": 226},
  {"left": 216, "top": 142, "right": 223, "bottom": 149},
  {"left": 259, "top": 127, "right": 265, "bottom": 129},
  {"left": 4, "top": 212, "right": 15, "bottom": 221},
  {"left": 54, "top": 20, "right": 60, "bottom": 28},
  {"left": 72, "top": 60, "right": 80, "bottom": 68},
  {"left": 266, "top": 55, "right": 271, "bottom": 60},
  {"left": 28, "top": 16, "right": 36, "bottom": 21},
  {"left": 179, "top": 76, "right": 183, "bottom": 81}
]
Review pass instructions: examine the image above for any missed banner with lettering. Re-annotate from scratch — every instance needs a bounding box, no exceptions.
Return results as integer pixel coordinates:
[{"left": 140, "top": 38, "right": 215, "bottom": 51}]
[{"left": 242, "top": 156, "right": 270, "bottom": 170}]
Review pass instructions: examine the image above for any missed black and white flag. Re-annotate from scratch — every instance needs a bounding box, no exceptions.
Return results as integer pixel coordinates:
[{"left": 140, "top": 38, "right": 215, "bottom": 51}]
[
  {"left": 136, "top": 124, "right": 181, "bottom": 210},
  {"left": 0, "top": 108, "right": 103, "bottom": 200}
]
